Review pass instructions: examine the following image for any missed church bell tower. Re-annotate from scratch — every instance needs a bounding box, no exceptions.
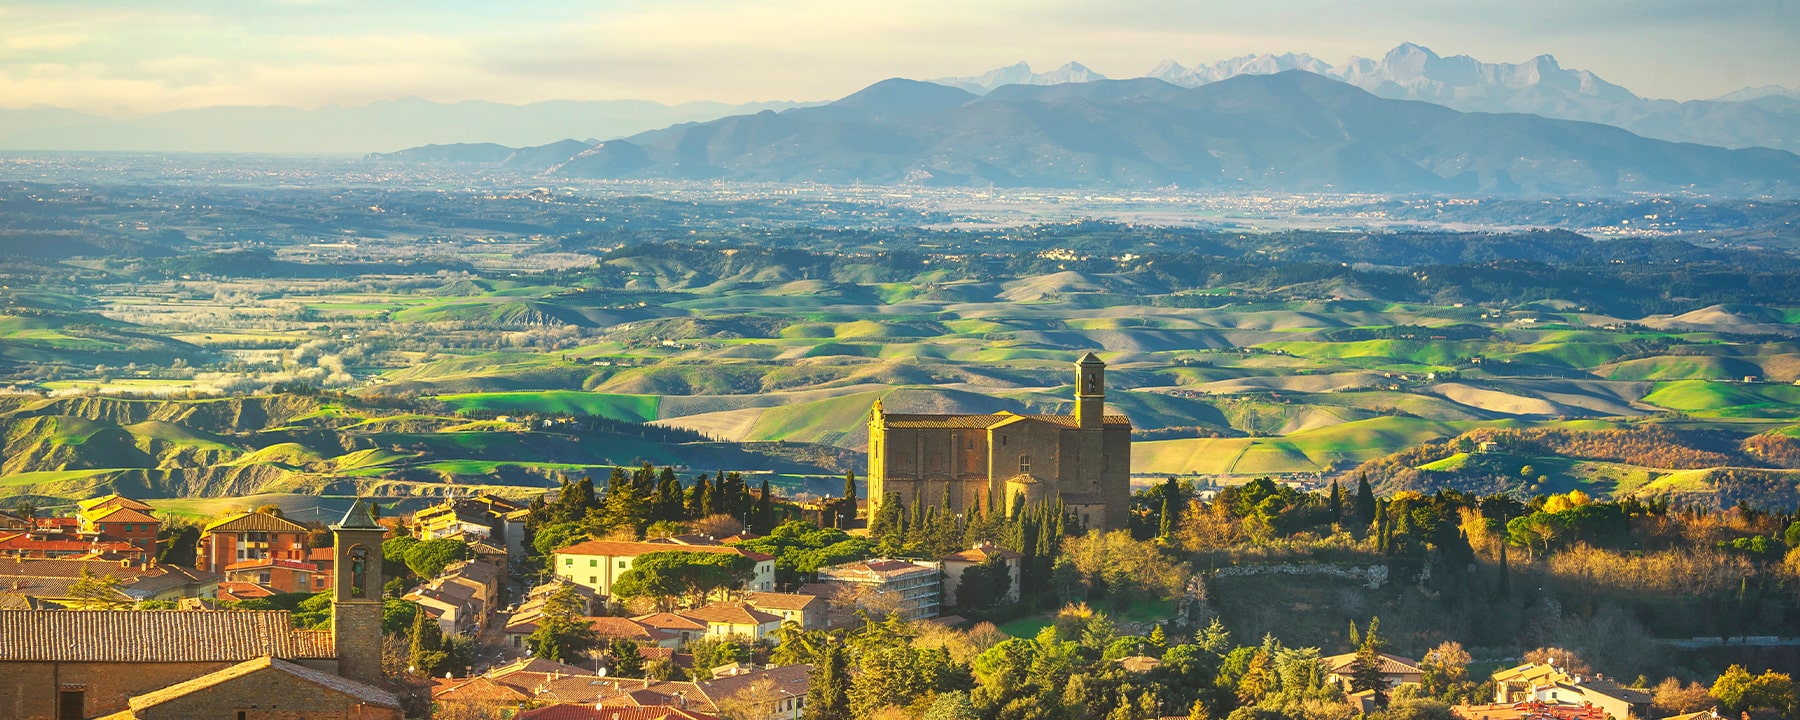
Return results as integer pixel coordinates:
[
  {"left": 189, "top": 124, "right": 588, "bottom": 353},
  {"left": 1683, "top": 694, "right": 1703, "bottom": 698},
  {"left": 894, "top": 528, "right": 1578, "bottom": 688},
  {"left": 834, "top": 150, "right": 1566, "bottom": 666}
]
[
  {"left": 331, "top": 497, "right": 386, "bottom": 686},
  {"left": 1076, "top": 352, "right": 1106, "bottom": 429}
]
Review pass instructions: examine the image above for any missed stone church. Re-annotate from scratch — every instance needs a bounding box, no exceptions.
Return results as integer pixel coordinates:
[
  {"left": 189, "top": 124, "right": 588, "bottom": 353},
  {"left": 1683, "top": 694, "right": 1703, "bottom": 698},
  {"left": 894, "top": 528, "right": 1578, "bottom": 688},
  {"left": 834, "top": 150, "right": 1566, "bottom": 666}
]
[{"left": 867, "top": 353, "right": 1132, "bottom": 530}]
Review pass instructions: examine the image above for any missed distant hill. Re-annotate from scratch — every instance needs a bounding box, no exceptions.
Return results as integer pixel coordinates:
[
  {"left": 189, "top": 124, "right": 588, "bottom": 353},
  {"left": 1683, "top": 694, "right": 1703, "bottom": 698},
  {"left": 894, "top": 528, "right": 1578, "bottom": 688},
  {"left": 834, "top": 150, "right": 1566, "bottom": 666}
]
[
  {"left": 951, "top": 44, "right": 1800, "bottom": 154},
  {"left": 0, "top": 97, "right": 810, "bottom": 153},
  {"left": 374, "top": 72, "right": 1800, "bottom": 195}
]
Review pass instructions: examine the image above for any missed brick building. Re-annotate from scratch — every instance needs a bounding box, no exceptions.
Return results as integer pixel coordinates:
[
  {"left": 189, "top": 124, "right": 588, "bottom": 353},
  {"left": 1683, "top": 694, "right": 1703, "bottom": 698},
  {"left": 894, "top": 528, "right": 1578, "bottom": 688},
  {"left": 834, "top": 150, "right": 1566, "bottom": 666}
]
[
  {"left": 93, "top": 656, "right": 401, "bottom": 720},
  {"left": 0, "top": 500, "right": 392, "bottom": 720},
  {"left": 196, "top": 511, "right": 315, "bottom": 577},
  {"left": 76, "top": 496, "right": 161, "bottom": 557},
  {"left": 867, "top": 353, "right": 1133, "bottom": 530}
]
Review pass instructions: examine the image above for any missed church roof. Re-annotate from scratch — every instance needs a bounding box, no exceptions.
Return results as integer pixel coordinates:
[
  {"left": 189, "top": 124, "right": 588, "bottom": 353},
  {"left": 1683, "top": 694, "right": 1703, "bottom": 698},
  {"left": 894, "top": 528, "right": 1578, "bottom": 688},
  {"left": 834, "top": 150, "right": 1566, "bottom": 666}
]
[
  {"left": 0, "top": 609, "right": 333, "bottom": 662},
  {"left": 880, "top": 412, "right": 1130, "bottom": 429},
  {"left": 117, "top": 656, "right": 400, "bottom": 714}
]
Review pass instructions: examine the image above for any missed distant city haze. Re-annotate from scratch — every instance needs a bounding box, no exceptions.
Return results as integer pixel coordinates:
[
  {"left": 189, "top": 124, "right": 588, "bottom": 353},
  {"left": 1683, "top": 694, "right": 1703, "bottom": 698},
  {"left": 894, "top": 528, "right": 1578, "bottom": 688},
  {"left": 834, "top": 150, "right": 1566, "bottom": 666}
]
[{"left": 0, "top": 0, "right": 1795, "bottom": 116}]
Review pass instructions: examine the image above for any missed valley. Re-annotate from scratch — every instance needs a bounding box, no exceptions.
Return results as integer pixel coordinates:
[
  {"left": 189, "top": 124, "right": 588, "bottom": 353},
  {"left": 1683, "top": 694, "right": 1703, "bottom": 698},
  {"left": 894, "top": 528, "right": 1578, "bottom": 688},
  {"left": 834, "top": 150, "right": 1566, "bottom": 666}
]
[{"left": 2, "top": 171, "right": 1798, "bottom": 513}]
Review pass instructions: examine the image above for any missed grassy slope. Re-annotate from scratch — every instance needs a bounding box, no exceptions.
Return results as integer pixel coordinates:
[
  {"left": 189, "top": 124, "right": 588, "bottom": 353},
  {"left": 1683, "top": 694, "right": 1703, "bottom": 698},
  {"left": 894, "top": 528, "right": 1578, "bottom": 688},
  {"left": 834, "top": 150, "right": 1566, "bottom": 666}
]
[{"left": 435, "top": 391, "right": 660, "bottom": 423}]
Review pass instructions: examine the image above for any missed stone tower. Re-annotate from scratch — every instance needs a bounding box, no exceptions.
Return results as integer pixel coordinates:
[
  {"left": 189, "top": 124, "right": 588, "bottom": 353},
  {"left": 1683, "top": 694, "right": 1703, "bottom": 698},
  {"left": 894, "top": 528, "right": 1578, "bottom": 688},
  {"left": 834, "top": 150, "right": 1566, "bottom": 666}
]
[
  {"left": 1076, "top": 352, "right": 1106, "bottom": 429},
  {"left": 331, "top": 497, "right": 386, "bottom": 686}
]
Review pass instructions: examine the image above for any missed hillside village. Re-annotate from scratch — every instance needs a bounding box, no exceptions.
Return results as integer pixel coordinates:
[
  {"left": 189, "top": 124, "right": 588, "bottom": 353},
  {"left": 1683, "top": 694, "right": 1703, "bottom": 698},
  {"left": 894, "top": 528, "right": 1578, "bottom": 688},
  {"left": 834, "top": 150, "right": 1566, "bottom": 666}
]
[{"left": 3, "top": 444, "right": 1797, "bottom": 720}]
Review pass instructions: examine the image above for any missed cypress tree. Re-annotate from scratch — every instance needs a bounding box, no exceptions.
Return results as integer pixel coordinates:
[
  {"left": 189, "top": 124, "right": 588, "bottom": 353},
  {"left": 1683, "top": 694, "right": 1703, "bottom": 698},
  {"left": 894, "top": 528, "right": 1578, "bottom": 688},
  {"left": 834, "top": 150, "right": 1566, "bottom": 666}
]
[
  {"left": 803, "top": 641, "right": 851, "bottom": 720},
  {"left": 688, "top": 474, "right": 712, "bottom": 519},
  {"left": 1354, "top": 475, "right": 1377, "bottom": 526},
  {"left": 653, "top": 467, "right": 683, "bottom": 522},
  {"left": 1159, "top": 493, "right": 1176, "bottom": 540},
  {"left": 752, "top": 478, "right": 775, "bottom": 532},
  {"left": 1497, "top": 540, "right": 1511, "bottom": 598},
  {"left": 840, "top": 470, "right": 858, "bottom": 529},
  {"left": 1328, "top": 479, "right": 1343, "bottom": 521}
]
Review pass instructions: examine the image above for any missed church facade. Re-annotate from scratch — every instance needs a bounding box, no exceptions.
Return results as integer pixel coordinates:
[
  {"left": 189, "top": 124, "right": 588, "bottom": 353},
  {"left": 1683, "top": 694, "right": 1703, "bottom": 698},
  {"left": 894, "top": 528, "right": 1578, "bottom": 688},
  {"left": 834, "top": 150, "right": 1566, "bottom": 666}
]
[{"left": 867, "top": 353, "right": 1132, "bottom": 531}]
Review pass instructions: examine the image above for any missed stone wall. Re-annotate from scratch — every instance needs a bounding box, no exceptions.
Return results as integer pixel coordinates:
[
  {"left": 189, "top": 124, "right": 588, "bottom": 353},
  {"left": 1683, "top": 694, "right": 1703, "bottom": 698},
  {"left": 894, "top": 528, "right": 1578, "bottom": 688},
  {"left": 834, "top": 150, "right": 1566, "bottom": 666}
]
[
  {"left": 129, "top": 665, "right": 401, "bottom": 720},
  {"left": 0, "top": 660, "right": 233, "bottom": 720}
]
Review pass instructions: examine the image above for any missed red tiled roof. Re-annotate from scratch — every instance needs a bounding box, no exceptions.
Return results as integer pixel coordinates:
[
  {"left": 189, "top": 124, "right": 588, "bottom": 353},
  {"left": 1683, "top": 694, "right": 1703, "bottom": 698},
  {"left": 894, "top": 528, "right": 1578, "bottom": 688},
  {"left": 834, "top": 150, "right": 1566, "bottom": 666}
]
[
  {"left": 0, "top": 609, "right": 333, "bottom": 662},
  {"left": 679, "top": 602, "right": 781, "bottom": 626},
  {"left": 942, "top": 544, "right": 1023, "bottom": 562},
  {"left": 202, "top": 511, "right": 310, "bottom": 534},
  {"left": 433, "top": 676, "right": 531, "bottom": 702},
  {"left": 741, "top": 592, "right": 821, "bottom": 611},
  {"left": 1322, "top": 652, "right": 1422, "bottom": 675},
  {"left": 632, "top": 612, "right": 708, "bottom": 632},
  {"left": 556, "top": 540, "right": 773, "bottom": 563},
  {"left": 586, "top": 616, "right": 677, "bottom": 642},
  {"left": 518, "top": 704, "right": 719, "bottom": 720},
  {"left": 223, "top": 558, "right": 320, "bottom": 572},
  {"left": 215, "top": 581, "right": 275, "bottom": 600},
  {"left": 89, "top": 507, "right": 159, "bottom": 524},
  {"left": 0, "top": 534, "right": 142, "bottom": 555}
]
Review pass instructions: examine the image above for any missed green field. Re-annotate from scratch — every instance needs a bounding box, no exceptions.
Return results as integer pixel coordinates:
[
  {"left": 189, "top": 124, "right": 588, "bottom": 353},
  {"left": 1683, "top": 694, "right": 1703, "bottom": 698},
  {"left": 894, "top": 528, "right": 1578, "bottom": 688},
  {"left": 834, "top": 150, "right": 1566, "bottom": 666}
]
[{"left": 435, "top": 391, "right": 660, "bottom": 423}]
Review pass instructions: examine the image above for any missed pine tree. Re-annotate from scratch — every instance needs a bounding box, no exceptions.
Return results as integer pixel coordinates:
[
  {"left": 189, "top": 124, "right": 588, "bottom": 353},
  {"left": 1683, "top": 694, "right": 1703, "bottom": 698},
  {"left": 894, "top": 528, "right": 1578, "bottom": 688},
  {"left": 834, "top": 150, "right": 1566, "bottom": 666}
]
[
  {"left": 804, "top": 641, "right": 851, "bottom": 720},
  {"left": 688, "top": 474, "right": 713, "bottom": 519},
  {"left": 1354, "top": 475, "right": 1376, "bottom": 526},
  {"left": 609, "top": 638, "right": 645, "bottom": 678},
  {"left": 653, "top": 467, "right": 684, "bottom": 522},
  {"left": 1346, "top": 618, "right": 1389, "bottom": 708},
  {"left": 605, "top": 467, "right": 645, "bottom": 534}
]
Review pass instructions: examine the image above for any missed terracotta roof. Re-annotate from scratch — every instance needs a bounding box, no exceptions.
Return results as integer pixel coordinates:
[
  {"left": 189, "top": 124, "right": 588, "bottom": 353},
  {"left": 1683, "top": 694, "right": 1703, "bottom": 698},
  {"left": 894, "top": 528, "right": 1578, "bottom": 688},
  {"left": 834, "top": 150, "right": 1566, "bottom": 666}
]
[
  {"left": 687, "top": 663, "right": 811, "bottom": 705},
  {"left": 434, "top": 676, "right": 532, "bottom": 702},
  {"left": 648, "top": 534, "right": 722, "bottom": 546},
  {"left": 741, "top": 592, "right": 822, "bottom": 611},
  {"left": 224, "top": 558, "right": 320, "bottom": 572},
  {"left": 0, "top": 558, "right": 218, "bottom": 598},
  {"left": 679, "top": 602, "right": 781, "bottom": 626},
  {"left": 587, "top": 616, "right": 677, "bottom": 642},
  {"left": 941, "top": 544, "right": 1022, "bottom": 562},
  {"left": 308, "top": 547, "right": 336, "bottom": 561},
  {"left": 556, "top": 540, "right": 774, "bottom": 563},
  {"left": 0, "top": 534, "right": 144, "bottom": 556},
  {"left": 0, "top": 609, "right": 332, "bottom": 661},
  {"left": 89, "top": 507, "right": 159, "bottom": 524},
  {"left": 215, "top": 581, "right": 275, "bottom": 600},
  {"left": 203, "top": 511, "right": 310, "bottom": 534},
  {"left": 123, "top": 656, "right": 399, "bottom": 713},
  {"left": 545, "top": 677, "right": 662, "bottom": 703},
  {"left": 1323, "top": 652, "right": 1423, "bottom": 675},
  {"left": 879, "top": 411, "right": 1131, "bottom": 429},
  {"left": 1119, "top": 655, "right": 1162, "bottom": 672},
  {"left": 633, "top": 612, "right": 708, "bottom": 632},
  {"left": 78, "top": 495, "right": 155, "bottom": 512},
  {"left": 519, "top": 705, "right": 719, "bottom": 720}
]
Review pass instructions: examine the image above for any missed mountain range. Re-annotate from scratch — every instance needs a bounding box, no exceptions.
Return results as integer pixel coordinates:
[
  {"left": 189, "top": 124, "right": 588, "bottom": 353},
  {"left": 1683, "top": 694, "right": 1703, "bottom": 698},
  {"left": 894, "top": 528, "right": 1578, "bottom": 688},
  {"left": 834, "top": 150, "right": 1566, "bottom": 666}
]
[
  {"left": 0, "top": 97, "right": 806, "bottom": 154},
  {"left": 933, "top": 43, "right": 1800, "bottom": 153},
  {"left": 370, "top": 71, "right": 1800, "bottom": 195}
]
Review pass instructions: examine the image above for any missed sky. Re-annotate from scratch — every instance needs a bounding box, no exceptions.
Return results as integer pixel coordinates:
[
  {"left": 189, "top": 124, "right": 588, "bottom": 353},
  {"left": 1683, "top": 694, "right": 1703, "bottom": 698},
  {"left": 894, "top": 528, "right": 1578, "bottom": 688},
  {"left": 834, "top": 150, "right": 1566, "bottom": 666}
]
[{"left": 2, "top": 0, "right": 1796, "bottom": 116}]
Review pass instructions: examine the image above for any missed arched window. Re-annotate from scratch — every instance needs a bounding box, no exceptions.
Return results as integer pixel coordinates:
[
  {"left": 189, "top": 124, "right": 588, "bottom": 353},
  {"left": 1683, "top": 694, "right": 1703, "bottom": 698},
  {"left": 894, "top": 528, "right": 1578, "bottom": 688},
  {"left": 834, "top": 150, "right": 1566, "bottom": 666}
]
[
  {"left": 347, "top": 545, "right": 367, "bottom": 598},
  {"left": 1018, "top": 455, "right": 1031, "bottom": 474}
]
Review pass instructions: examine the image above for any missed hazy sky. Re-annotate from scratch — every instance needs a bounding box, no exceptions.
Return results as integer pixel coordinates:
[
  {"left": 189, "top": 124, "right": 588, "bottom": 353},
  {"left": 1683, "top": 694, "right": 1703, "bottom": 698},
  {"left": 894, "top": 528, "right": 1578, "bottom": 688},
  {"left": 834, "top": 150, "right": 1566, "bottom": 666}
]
[{"left": 3, "top": 0, "right": 1795, "bottom": 116}]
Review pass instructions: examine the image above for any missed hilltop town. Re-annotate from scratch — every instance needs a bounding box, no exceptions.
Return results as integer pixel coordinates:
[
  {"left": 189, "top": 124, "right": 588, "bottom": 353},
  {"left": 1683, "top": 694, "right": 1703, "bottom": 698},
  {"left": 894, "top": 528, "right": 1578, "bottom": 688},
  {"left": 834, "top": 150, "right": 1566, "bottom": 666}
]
[{"left": 4, "top": 412, "right": 1798, "bottom": 720}]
